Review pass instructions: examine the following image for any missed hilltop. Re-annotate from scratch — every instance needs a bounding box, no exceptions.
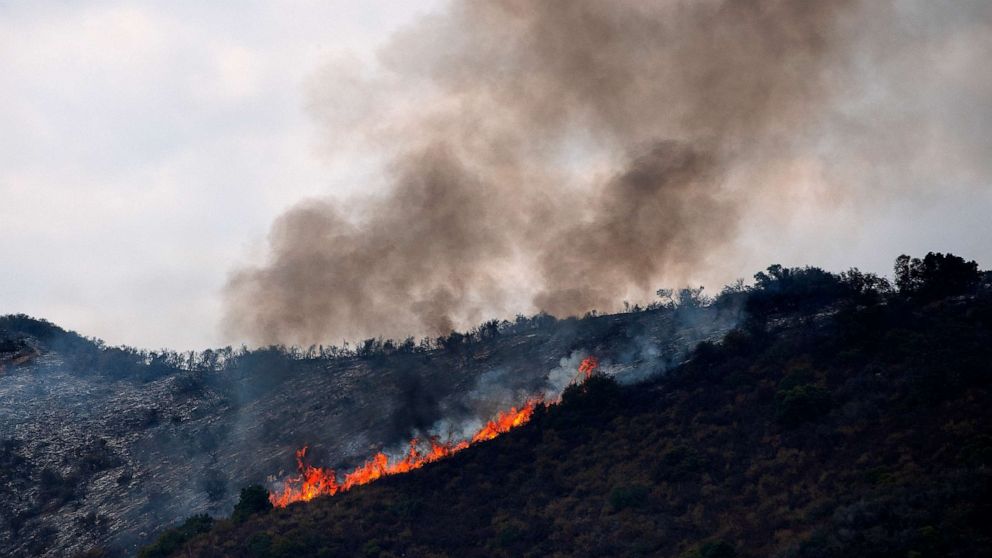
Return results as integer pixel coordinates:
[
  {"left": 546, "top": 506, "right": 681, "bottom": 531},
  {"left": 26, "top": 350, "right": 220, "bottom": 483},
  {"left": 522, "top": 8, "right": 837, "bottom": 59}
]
[
  {"left": 143, "top": 253, "right": 992, "bottom": 557},
  {"left": 1, "top": 280, "right": 733, "bottom": 557}
]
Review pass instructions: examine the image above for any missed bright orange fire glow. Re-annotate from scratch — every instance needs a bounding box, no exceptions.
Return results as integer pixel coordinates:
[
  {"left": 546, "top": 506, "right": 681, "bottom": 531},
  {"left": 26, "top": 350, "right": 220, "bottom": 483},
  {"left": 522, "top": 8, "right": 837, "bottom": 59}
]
[
  {"left": 578, "top": 355, "right": 599, "bottom": 379},
  {"left": 270, "top": 356, "right": 598, "bottom": 508}
]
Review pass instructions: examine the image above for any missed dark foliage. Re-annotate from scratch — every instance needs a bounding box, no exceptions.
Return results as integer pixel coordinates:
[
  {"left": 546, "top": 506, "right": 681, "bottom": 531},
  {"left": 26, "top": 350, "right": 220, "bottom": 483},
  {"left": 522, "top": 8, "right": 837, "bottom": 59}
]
[
  {"left": 231, "top": 484, "right": 273, "bottom": 523},
  {"left": 684, "top": 540, "right": 737, "bottom": 558},
  {"left": 76, "top": 439, "right": 122, "bottom": 474},
  {"left": 38, "top": 467, "right": 80, "bottom": 509},
  {"left": 608, "top": 483, "right": 650, "bottom": 511},
  {"left": 775, "top": 384, "right": 831, "bottom": 428},
  {"left": 746, "top": 264, "right": 849, "bottom": 319},
  {"left": 0, "top": 335, "right": 27, "bottom": 355},
  {"left": 895, "top": 252, "right": 980, "bottom": 300},
  {"left": 0, "top": 438, "right": 27, "bottom": 479},
  {"left": 200, "top": 469, "right": 228, "bottom": 503},
  {"left": 146, "top": 253, "right": 992, "bottom": 558},
  {"left": 138, "top": 514, "right": 214, "bottom": 558}
]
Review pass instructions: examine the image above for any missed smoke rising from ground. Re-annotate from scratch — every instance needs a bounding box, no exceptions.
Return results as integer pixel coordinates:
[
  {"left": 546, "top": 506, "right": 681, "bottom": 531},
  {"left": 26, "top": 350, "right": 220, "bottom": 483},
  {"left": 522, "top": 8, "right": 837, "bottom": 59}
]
[{"left": 224, "top": 0, "right": 992, "bottom": 346}]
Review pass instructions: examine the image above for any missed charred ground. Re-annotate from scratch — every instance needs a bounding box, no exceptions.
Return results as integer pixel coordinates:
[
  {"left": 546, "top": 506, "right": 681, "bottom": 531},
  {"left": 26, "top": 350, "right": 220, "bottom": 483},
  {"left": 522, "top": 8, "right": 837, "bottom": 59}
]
[
  {"left": 1, "top": 284, "right": 732, "bottom": 557},
  {"left": 146, "top": 253, "right": 992, "bottom": 557}
]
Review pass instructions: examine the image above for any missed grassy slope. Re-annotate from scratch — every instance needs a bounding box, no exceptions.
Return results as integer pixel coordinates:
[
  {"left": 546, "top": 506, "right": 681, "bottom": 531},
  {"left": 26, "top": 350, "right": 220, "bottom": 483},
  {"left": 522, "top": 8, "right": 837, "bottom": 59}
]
[{"left": 166, "top": 285, "right": 991, "bottom": 557}]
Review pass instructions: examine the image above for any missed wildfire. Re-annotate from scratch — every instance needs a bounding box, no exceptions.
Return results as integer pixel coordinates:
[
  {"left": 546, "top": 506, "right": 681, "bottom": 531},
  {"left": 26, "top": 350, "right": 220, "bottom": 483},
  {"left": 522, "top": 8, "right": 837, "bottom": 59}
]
[
  {"left": 470, "top": 400, "right": 539, "bottom": 443},
  {"left": 270, "top": 356, "right": 598, "bottom": 508},
  {"left": 578, "top": 355, "right": 599, "bottom": 380}
]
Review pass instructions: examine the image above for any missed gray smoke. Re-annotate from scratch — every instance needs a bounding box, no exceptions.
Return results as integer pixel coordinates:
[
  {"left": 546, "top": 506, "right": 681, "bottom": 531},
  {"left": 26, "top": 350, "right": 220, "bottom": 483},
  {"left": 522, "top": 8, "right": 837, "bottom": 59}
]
[{"left": 224, "top": 0, "right": 992, "bottom": 346}]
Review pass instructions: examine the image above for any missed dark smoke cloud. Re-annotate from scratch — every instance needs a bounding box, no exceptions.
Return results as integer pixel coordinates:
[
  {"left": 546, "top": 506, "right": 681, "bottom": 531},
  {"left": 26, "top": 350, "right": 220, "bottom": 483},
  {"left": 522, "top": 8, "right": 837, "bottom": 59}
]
[
  {"left": 534, "top": 141, "right": 727, "bottom": 315},
  {"left": 224, "top": 145, "right": 520, "bottom": 343},
  {"left": 223, "top": 0, "right": 989, "bottom": 346}
]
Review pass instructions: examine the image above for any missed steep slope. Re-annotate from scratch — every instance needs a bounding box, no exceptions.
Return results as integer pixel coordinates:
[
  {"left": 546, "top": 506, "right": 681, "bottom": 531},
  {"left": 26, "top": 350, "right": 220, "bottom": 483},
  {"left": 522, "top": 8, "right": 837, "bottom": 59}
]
[
  {"left": 160, "top": 264, "right": 992, "bottom": 557},
  {"left": 0, "top": 303, "right": 734, "bottom": 557}
]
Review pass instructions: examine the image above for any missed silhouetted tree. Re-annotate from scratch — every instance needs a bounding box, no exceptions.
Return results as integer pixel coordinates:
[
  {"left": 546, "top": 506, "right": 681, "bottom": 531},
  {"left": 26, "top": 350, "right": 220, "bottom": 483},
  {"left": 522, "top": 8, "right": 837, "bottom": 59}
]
[
  {"left": 477, "top": 319, "right": 501, "bottom": 340},
  {"left": 438, "top": 331, "right": 466, "bottom": 352},
  {"left": 232, "top": 485, "right": 272, "bottom": 523},
  {"left": 746, "top": 265, "right": 847, "bottom": 317},
  {"left": 676, "top": 286, "right": 709, "bottom": 309},
  {"left": 894, "top": 252, "right": 980, "bottom": 299}
]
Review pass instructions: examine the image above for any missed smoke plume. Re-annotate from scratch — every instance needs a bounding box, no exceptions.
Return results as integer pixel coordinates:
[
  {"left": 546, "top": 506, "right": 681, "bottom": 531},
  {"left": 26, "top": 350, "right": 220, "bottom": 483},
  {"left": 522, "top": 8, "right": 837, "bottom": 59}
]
[{"left": 224, "top": 0, "right": 992, "bottom": 345}]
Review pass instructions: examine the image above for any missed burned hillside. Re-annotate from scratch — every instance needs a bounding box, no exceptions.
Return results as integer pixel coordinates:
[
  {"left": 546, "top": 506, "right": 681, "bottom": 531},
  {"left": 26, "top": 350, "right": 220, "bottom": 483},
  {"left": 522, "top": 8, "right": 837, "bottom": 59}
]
[{"left": 0, "top": 297, "right": 736, "bottom": 557}]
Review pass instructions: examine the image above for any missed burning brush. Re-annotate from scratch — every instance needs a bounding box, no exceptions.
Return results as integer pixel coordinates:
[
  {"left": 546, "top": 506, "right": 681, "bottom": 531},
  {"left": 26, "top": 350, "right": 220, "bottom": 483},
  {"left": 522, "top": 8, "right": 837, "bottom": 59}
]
[{"left": 269, "top": 355, "right": 599, "bottom": 507}]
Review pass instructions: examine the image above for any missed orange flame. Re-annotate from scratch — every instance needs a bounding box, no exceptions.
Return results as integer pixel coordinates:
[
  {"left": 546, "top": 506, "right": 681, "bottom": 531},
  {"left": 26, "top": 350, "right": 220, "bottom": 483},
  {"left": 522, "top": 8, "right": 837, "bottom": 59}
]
[
  {"left": 577, "top": 355, "right": 599, "bottom": 380},
  {"left": 269, "top": 399, "right": 541, "bottom": 507},
  {"left": 270, "top": 356, "right": 595, "bottom": 508}
]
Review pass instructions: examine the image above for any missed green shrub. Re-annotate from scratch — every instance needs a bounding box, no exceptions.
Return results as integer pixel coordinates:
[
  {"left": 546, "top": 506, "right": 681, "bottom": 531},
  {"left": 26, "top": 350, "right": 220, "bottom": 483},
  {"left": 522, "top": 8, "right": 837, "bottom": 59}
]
[{"left": 232, "top": 484, "right": 273, "bottom": 523}]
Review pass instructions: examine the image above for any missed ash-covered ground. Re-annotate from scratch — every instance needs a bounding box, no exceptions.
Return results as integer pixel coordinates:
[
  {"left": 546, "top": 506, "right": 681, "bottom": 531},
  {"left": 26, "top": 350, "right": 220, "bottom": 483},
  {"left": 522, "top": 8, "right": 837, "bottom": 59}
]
[{"left": 0, "top": 304, "right": 738, "bottom": 557}]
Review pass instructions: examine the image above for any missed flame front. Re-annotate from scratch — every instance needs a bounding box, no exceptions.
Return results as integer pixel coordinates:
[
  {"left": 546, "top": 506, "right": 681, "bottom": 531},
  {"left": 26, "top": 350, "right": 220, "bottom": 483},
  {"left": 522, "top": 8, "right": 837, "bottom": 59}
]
[
  {"left": 578, "top": 355, "right": 599, "bottom": 379},
  {"left": 270, "top": 356, "right": 597, "bottom": 508}
]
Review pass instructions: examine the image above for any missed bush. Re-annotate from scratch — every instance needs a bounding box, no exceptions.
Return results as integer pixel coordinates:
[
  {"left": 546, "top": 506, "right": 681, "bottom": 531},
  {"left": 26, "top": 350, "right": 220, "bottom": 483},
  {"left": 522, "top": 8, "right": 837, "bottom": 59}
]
[
  {"left": 245, "top": 532, "right": 273, "bottom": 557},
  {"left": 232, "top": 484, "right": 273, "bottom": 523},
  {"left": 77, "top": 439, "right": 121, "bottom": 474},
  {"left": 38, "top": 468, "right": 78, "bottom": 508},
  {"left": 559, "top": 375, "right": 622, "bottom": 414},
  {"left": 776, "top": 385, "right": 831, "bottom": 428},
  {"left": 173, "top": 370, "right": 207, "bottom": 395},
  {"left": 653, "top": 445, "right": 706, "bottom": 482},
  {"left": 747, "top": 265, "right": 848, "bottom": 318},
  {"left": 895, "top": 252, "right": 980, "bottom": 299},
  {"left": 138, "top": 514, "right": 214, "bottom": 558},
  {"left": 361, "top": 539, "right": 383, "bottom": 557},
  {"left": 201, "top": 469, "right": 228, "bottom": 502},
  {"left": 840, "top": 268, "right": 891, "bottom": 303}
]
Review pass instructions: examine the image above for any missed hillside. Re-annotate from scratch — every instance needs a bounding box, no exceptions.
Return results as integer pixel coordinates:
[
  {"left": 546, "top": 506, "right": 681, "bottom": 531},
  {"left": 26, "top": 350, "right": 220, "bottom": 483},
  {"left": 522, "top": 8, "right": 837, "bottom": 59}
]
[
  {"left": 147, "top": 254, "right": 992, "bottom": 557},
  {"left": 0, "top": 289, "right": 733, "bottom": 557}
]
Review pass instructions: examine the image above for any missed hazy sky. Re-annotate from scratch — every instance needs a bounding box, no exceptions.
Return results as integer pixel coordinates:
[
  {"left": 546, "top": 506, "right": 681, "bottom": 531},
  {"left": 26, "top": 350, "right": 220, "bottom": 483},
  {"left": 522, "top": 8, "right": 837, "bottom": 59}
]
[
  {"left": 0, "top": 1, "right": 442, "bottom": 348},
  {"left": 2, "top": 1, "right": 990, "bottom": 350}
]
